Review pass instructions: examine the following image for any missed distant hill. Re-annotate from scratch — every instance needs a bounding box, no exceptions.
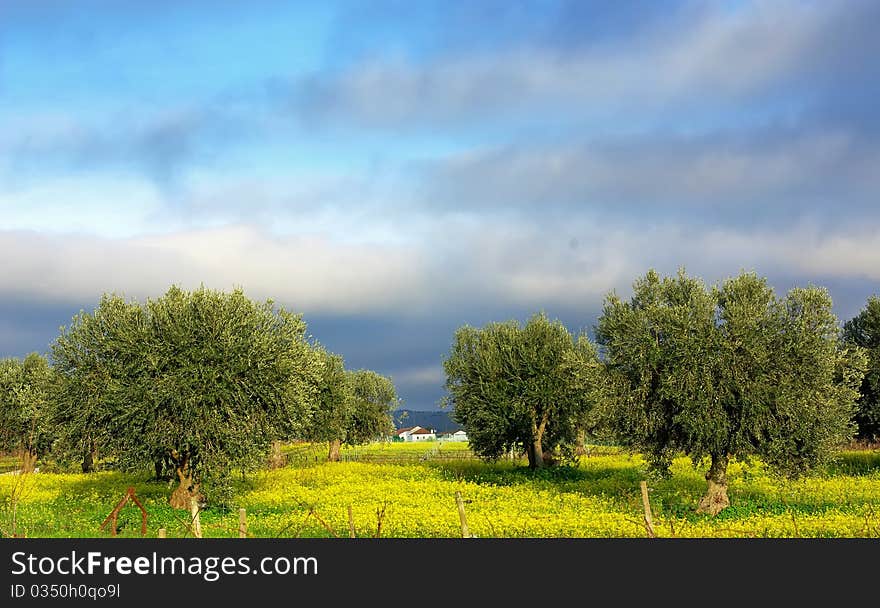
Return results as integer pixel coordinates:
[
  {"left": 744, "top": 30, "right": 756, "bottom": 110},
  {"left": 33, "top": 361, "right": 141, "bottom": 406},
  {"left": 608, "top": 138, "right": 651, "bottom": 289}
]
[{"left": 393, "top": 409, "right": 458, "bottom": 433}]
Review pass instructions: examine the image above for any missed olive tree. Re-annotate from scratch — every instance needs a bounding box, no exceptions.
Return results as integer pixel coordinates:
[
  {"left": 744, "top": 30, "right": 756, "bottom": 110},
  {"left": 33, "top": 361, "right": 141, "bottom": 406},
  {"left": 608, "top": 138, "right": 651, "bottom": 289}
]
[
  {"left": 842, "top": 296, "right": 880, "bottom": 441},
  {"left": 51, "top": 286, "right": 319, "bottom": 505},
  {"left": 301, "top": 353, "right": 398, "bottom": 461},
  {"left": 302, "top": 349, "right": 351, "bottom": 462},
  {"left": 595, "top": 270, "right": 867, "bottom": 515},
  {"left": 443, "top": 312, "right": 599, "bottom": 469},
  {"left": 0, "top": 353, "right": 54, "bottom": 472},
  {"left": 345, "top": 369, "right": 398, "bottom": 445}
]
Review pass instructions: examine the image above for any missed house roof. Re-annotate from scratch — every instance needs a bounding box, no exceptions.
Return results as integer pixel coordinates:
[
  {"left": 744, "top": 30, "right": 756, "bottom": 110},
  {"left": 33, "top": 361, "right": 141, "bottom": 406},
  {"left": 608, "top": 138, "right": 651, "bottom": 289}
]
[
  {"left": 410, "top": 428, "right": 435, "bottom": 435},
  {"left": 439, "top": 429, "right": 465, "bottom": 435},
  {"left": 394, "top": 426, "right": 419, "bottom": 435}
]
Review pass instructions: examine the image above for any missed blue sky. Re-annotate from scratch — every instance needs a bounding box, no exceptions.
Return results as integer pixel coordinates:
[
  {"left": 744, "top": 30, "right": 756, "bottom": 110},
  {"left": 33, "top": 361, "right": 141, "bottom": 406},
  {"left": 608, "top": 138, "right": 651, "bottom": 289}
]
[{"left": 1, "top": 1, "right": 879, "bottom": 409}]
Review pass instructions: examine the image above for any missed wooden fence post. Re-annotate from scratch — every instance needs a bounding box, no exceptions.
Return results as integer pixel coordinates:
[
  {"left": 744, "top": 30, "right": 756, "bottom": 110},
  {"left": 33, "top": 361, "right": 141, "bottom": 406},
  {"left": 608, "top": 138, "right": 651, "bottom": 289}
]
[
  {"left": 99, "top": 486, "right": 148, "bottom": 537},
  {"left": 157, "top": 528, "right": 166, "bottom": 538},
  {"left": 190, "top": 498, "right": 202, "bottom": 538},
  {"left": 455, "top": 491, "right": 471, "bottom": 538},
  {"left": 347, "top": 505, "right": 356, "bottom": 538},
  {"left": 238, "top": 508, "right": 247, "bottom": 539},
  {"left": 640, "top": 481, "right": 657, "bottom": 538}
]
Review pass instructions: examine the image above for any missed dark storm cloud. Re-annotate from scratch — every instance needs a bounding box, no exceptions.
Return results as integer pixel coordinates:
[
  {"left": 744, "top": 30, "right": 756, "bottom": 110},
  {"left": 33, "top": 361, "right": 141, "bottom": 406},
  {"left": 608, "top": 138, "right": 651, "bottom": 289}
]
[{"left": 0, "top": 298, "right": 87, "bottom": 359}]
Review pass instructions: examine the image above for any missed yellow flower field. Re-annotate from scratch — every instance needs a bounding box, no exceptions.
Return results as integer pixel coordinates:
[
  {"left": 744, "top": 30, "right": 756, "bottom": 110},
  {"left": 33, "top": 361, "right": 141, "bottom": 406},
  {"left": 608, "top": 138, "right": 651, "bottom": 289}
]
[{"left": 2, "top": 444, "right": 879, "bottom": 538}]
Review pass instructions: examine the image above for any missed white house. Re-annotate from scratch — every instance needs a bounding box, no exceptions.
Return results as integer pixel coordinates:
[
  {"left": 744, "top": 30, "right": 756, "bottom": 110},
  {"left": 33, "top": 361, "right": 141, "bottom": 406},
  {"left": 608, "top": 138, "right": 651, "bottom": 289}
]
[
  {"left": 393, "top": 426, "right": 437, "bottom": 442},
  {"left": 437, "top": 429, "right": 468, "bottom": 442},
  {"left": 410, "top": 427, "right": 436, "bottom": 441},
  {"left": 393, "top": 426, "right": 417, "bottom": 440}
]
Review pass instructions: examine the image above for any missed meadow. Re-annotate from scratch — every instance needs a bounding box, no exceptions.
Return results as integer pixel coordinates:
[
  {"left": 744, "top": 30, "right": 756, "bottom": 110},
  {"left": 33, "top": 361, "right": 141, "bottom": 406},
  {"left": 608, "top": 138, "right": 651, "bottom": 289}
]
[{"left": 2, "top": 442, "right": 880, "bottom": 538}]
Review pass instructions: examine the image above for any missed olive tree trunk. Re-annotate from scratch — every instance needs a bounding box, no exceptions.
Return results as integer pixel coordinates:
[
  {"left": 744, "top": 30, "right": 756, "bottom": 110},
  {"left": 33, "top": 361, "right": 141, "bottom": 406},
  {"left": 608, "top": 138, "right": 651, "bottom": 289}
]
[
  {"left": 20, "top": 449, "right": 38, "bottom": 473},
  {"left": 527, "top": 414, "right": 549, "bottom": 470},
  {"left": 267, "top": 440, "right": 287, "bottom": 469},
  {"left": 169, "top": 454, "right": 199, "bottom": 510},
  {"left": 697, "top": 453, "right": 730, "bottom": 516},
  {"left": 575, "top": 428, "right": 587, "bottom": 456},
  {"left": 530, "top": 436, "right": 544, "bottom": 469},
  {"left": 81, "top": 437, "right": 97, "bottom": 473},
  {"left": 328, "top": 439, "right": 342, "bottom": 462}
]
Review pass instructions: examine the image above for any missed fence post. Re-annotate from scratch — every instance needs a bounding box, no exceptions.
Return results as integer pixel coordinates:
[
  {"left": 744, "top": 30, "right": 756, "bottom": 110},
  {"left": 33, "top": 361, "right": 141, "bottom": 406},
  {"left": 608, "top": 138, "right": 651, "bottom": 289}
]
[
  {"left": 190, "top": 498, "right": 202, "bottom": 539},
  {"left": 157, "top": 528, "right": 166, "bottom": 538},
  {"left": 640, "top": 481, "right": 657, "bottom": 538},
  {"left": 455, "top": 491, "right": 471, "bottom": 538},
  {"left": 347, "top": 505, "right": 356, "bottom": 538},
  {"left": 238, "top": 508, "right": 247, "bottom": 538}
]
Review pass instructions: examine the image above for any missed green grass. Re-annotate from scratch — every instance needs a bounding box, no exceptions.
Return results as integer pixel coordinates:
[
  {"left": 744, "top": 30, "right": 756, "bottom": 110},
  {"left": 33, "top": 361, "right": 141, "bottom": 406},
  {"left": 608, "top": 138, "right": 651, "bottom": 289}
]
[
  {"left": 2, "top": 446, "right": 879, "bottom": 538},
  {"left": 0, "top": 453, "right": 21, "bottom": 474}
]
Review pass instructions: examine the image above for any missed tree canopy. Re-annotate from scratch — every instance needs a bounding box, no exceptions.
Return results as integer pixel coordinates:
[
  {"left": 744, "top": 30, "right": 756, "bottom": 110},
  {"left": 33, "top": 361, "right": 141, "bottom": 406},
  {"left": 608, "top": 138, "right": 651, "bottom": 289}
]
[
  {"left": 0, "top": 353, "right": 54, "bottom": 471},
  {"left": 345, "top": 369, "right": 398, "bottom": 446},
  {"left": 444, "top": 312, "right": 599, "bottom": 469},
  {"left": 842, "top": 296, "right": 880, "bottom": 442},
  {"left": 301, "top": 349, "right": 351, "bottom": 461},
  {"left": 595, "top": 269, "right": 867, "bottom": 514},
  {"left": 301, "top": 352, "right": 398, "bottom": 461},
  {"left": 51, "top": 286, "right": 319, "bottom": 505}
]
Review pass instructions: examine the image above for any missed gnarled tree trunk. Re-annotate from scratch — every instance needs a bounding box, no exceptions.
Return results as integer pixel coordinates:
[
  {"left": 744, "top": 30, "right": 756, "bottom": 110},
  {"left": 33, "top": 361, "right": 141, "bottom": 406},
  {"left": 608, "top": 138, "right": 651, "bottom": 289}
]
[
  {"left": 169, "top": 454, "right": 199, "bottom": 510},
  {"left": 697, "top": 453, "right": 730, "bottom": 516},
  {"left": 575, "top": 428, "right": 587, "bottom": 456},
  {"left": 328, "top": 439, "right": 342, "bottom": 462},
  {"left": 528, "top": 414, "right": 549, "bottom": 470},
  {"left": 81, "top": 437, "right": 97, "bottom": 473},
  {"left": 530, "top": 437, "right": 544, "bottom": 469},
  {"left": 20, "top": 449, "right": 37, "bottom": 473},
  {"left": 267, "top": 440, "right": 287, "bottom": 469}
]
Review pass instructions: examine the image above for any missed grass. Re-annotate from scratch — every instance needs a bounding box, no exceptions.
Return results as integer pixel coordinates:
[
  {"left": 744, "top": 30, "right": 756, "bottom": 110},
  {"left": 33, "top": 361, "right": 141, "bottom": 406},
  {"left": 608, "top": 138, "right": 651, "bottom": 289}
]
[
  {"left": 2, "top": 445, "right": 879, "bottom": 538},
  {"left": 0, "top": 453, "right": 24, "bottom": 474}
]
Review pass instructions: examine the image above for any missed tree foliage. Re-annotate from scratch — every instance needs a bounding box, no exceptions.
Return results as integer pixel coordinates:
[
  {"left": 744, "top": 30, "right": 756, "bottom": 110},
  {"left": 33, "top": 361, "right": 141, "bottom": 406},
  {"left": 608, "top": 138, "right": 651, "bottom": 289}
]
[
  {"left": 0, "top": 353, "right": 55, "bottom": 469},
  {"left": 345, "top": 369, "right": 398, "bottom": 445},
  {"left": 301, "top": 353, "right": 398, "bottom": 460},
  {"left": 842, "top": 296, "right": 880, "bottom": 441},
  {"left": 444, "top": 312, "right": 599, "bottom": 469},
  {"left": 595, "top": 269, "right": 867, "bottom": 514},
  {"left": 301, "top": 349, "right": 351, "bottom": 461},
  {"left": 51, "top": 286, "right": 319, "bottom": 504}
]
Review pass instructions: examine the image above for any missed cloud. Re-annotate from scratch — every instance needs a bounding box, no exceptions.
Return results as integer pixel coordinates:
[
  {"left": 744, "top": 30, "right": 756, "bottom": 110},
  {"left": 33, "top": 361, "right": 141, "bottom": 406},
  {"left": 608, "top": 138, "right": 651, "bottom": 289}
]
[
  {"left": 391, "top": 364, "right": 446, "bottom": 386},
  {"left": 1, "top": 104, "right": 252, "bottom": 192},
  {"left": 289, "top": 2, "right": 879, "bottom": 129},
  {"left": 0, "top": 225, "right": 429, "bottom": 315},
  {"left": 4, "top": 201, "right": 879, "bottom": 321},
  {"left": 0, "top": 175, "right": 168, "bottom": 238},
  {"left": 417, "top": 125, "right": 880, "bottom": 221},
  {"left": 3, "top": 1, "right": 880, "bottom": 413}
]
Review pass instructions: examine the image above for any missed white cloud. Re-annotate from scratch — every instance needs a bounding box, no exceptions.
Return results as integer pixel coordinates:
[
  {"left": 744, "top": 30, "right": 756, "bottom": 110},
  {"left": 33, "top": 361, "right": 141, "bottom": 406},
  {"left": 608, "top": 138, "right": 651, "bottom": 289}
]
[
  {"left": 1, "top": 212, "right": 879, "bottom": 324},
  {"left": 0, "top": 225, "right": 429, "bottom": 314},
  {"left": 0, "top": 176, "right": 168, "bottom": 238}
]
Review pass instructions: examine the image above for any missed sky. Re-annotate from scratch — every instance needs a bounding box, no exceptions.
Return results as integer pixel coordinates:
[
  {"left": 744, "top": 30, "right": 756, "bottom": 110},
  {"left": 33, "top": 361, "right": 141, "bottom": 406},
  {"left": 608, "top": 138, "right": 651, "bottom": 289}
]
[{"left": 1, "top": 0, "right": 879, "bottom": 410}]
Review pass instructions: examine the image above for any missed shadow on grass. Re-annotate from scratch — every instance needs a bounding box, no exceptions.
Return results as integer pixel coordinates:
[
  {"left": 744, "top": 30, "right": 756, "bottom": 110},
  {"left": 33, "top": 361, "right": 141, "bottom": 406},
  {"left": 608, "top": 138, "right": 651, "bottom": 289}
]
[
  {"left": 427, "top": 451, "right": 880, "bottom": 522},
  {"left": 14, "top": 470, "right": 263, "bottom": 538},
  {"left": 12, "top": 447, "right": 880, "bottom": 536},
  {"left": 824, "top": 450, "right": 880, "bottom": 476}
]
